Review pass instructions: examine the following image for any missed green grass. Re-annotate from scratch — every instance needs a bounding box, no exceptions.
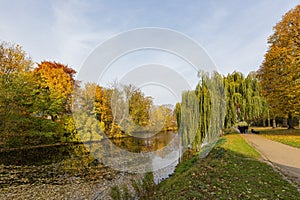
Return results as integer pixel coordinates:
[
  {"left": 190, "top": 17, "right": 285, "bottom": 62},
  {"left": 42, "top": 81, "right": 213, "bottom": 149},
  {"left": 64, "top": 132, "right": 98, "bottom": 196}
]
[
  {"left": 155, "top": 134, "right": 300, "bottom": 199},
  {"left": 260, "top": 129, "right": 300, "bottom": 148},
  {"left": 221, "top": 134, "right": 260, "bottom": 158}
]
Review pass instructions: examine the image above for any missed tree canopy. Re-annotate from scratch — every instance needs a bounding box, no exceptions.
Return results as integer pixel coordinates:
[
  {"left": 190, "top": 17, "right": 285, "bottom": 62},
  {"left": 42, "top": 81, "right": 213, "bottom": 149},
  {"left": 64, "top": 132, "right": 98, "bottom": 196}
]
[
  {"left": 0, "top": 39, "right": 269, "bottom": 148},
  {"left": 258, "top": 5, "right": 300, "bottom": 128},
  {"left": 224, "top": 71, "right": 267, "bottom": 128}
]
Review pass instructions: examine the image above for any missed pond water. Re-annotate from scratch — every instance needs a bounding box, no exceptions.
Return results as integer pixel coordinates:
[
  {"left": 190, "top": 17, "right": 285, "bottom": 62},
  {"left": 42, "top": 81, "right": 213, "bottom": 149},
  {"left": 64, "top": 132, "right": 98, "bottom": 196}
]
[{"left": 0, "top": 131, "right": 179, "bottom": 188}]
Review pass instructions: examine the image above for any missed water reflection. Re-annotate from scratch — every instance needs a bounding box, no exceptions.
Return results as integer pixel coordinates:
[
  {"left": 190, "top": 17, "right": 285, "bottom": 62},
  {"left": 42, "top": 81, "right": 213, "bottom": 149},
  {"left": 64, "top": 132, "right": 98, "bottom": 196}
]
[
  {"left": 0, "top": 131, "right": 179, "bottom": 186},
  {"left": 110, "top": 131, "right": 176, "bottom": 153}
]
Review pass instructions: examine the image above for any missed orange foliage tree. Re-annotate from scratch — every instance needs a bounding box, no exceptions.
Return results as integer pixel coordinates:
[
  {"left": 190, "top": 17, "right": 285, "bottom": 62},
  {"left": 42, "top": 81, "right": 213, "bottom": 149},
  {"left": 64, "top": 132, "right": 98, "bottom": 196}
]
[{"left": 34, "top": 61, "right": 76, "bottom": 120}]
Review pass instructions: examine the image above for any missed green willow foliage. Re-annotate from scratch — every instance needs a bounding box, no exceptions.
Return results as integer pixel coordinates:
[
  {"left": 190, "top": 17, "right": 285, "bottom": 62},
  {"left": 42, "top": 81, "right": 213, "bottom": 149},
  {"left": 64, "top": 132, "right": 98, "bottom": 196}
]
[
  {"left": 224, "top": 71, "right": 267, "bottom": 128},
  {"left": 179, "top": 90, "right": 199, "bottom": 149},
  {"left": 176, "top": 71, "right": 267, "bottom": 151},
  {"left": 176, "top": 72, "right": 226, "bottom": 151}
]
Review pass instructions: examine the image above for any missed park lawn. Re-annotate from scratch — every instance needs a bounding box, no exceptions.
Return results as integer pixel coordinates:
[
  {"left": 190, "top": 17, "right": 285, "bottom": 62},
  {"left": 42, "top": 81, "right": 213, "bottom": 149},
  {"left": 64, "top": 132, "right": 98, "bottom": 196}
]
[
  {"left": 260, "top": 128, "right": 300, "bottom": 148},
  {"left": 221, "top": 134, "right": 260, "bottom": 158},
  {"left": 155, "top": 134, "right": 300, "bottom": 199}
]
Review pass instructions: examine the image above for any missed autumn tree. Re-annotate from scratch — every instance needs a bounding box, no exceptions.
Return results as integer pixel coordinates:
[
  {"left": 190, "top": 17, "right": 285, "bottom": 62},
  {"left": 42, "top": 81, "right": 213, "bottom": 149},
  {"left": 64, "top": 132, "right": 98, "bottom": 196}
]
[
  {"left": 72, "top": 83, "right": 103, "bottom": 142},
  {"left": 0, "top": 42, "right": 34, "bottom": 133},
  {"left": 129, "top": 88, "right": 152, "bottom": 127},
  {"left": 33, "top": 61, "right": 76, "bottom": 120},
  {"left": 0, "top": 42, "right": 66, "bottom": 145},
  {"left": 258, "top": 5, "right": 300, "bottom": 129},
  {"left": 94, "top": 85, "right": 113, "bottom": 133},
  {"left": 93, "top": 83, "right": 156, "bottom": 137},
  {"left": 108, "top": 84, "right": 153, "bottom": 136}
]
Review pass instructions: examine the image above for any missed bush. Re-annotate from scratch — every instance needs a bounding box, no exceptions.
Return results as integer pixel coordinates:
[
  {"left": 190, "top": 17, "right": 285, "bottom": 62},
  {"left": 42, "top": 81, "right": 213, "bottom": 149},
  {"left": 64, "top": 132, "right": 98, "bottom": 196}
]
[
  {"left": 235, "top": 121, "right": 248, "bottom": 127},
  {"left": 223, "top": 128, "right": 240, "bottom": 135}
]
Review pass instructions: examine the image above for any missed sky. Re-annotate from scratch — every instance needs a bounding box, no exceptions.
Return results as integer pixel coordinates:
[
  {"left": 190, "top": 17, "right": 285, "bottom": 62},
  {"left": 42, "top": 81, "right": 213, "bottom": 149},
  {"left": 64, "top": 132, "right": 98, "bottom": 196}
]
[{"left": 0, "top": 0, "right": 299, "bottom": 104}]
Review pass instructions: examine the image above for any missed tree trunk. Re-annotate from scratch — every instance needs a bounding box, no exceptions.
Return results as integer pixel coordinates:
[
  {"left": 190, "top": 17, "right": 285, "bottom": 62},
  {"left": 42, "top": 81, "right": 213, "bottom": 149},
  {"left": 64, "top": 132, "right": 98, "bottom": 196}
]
[
  {"left": 267, "top": 111, "right": 270, "bottom": 127},
  {"left": 287, "top": 113, "right": 294, "bottom": 129},
  {"left": 262, "top": 119, "right": 266, "bottom": 127},
  {"left": 272, "top": 119, "right": 276, "bottom": 128},
  {"left": 283, "top": 117, "right": 288, "bottom": 127}
]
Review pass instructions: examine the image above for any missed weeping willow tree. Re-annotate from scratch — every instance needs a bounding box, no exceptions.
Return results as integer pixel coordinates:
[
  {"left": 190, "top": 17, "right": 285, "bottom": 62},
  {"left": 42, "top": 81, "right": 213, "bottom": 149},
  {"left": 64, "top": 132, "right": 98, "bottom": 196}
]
[
  {"left": 179, "top": 91, "right": 199, "bottom": 150},
  {"left": 176, "top": 71, "right": 266, "bottom": 151},
  {"left": 176, "top": 71, "right": 226, "bottom": 151},
  {"left": 195, "top": 77, "right": 211, "bottom": 146},
  {"left": 196, "top": 72, "right": 226, "bottom": 145},
  {"left": 224, "top": 71, "right": 268, "bottom": 128}
]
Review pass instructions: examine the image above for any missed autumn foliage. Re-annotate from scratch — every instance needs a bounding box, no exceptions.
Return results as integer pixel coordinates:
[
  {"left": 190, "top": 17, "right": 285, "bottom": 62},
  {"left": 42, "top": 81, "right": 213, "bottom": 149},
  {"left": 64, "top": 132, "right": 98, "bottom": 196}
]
[{"left": 258, "top": 5, "right": 300, "bottom": 128}]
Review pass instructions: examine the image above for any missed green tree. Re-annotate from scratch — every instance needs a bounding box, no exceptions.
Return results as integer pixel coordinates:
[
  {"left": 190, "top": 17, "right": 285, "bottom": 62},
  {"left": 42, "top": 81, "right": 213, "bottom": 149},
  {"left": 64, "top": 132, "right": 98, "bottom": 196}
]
[
  {"left": 258, "top": 5, "right": 300, "bottom": 129},
  {"left": 0, "top": 42, "right": 34, "bottom": 134},
  {"left": 176, "top": 72, "right": 226, "bottom": 151},
  {"left": 224, "top": 71, "right": 266, "bottom": 128},
  {"left": 0, "top": 42, "right": 66, "bottom": 146},
  {"left": 179, "top": 91, "right": 199, "bottom": 150},
  {"left": 175, "top": 102, "right": 181, "bottom": 128}
]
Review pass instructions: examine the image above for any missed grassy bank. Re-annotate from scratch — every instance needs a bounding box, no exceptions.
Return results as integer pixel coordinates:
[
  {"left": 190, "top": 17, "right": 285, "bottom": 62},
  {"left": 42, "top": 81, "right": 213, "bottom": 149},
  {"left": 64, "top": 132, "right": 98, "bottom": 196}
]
[
  {"left": 259, "top": 128, "right": 300, "bottom": 148},
  {"left": 154, "top": 134, "right": 300, "bottom": 199}
]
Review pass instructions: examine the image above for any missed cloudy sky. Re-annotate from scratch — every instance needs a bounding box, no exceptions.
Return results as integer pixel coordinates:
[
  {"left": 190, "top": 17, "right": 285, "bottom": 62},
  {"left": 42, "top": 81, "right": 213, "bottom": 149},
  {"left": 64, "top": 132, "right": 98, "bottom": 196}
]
[{"left": 0, "top": 0, "right": 298, "bottom": 104}]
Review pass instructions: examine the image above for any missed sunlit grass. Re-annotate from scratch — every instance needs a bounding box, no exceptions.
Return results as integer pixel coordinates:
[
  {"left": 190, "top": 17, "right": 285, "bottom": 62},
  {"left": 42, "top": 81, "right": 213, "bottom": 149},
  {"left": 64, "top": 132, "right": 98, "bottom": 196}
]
[
  {"left": 259, "top": 128, "right": 300, "bottom": 148},
  {"left": 155, "top": 134, "right": 300, "bottom": 199},
  {"left": 221, "top": 133, "right": 260, "bottom": 158}
]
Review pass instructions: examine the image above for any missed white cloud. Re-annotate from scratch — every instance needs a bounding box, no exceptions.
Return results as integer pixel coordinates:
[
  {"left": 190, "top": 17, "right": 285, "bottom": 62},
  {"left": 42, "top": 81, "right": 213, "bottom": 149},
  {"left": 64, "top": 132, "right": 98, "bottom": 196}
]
[
  {"left": 50, "top": 0, "right": 115, "bottom": 70},
  {"left": 0, "top": 0, "right": 299, "bottom": 91}
]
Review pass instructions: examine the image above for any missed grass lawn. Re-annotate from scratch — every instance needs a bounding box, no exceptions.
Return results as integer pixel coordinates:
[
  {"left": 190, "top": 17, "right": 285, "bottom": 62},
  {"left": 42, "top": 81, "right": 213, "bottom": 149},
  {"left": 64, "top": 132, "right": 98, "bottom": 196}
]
[
  {"left": 155, "top": 134, "right": 300, "bottom": 199},
  {"left": 258, "top": 128, "right": 300, "bottom": 148}
]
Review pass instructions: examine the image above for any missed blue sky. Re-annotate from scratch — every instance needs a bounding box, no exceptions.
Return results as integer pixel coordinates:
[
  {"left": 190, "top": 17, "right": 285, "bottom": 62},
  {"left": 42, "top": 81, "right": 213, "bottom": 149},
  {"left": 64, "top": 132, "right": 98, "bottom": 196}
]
[{"left": 0, "top": 1, "right": 299, "bottom": 104}]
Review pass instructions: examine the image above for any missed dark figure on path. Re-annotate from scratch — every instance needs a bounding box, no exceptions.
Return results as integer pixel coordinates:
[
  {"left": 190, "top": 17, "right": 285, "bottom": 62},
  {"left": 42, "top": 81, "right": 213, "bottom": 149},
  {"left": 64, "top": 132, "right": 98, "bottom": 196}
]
[
  {"left": 238, "top": 126, "right": 248, "bottom": 133},
  {"left": 251, "top": 129, "right": 260, "bottom": 134}
]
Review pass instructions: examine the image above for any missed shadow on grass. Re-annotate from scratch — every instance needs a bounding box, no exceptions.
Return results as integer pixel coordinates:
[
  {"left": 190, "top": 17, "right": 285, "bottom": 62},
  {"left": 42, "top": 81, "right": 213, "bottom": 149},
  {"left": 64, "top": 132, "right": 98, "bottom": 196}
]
[
  {"left": 155, "top": 139, "right": 300, "bottom": 200},
  {"left": 261, "top": 129, "right": 300, "bottom": 136}
]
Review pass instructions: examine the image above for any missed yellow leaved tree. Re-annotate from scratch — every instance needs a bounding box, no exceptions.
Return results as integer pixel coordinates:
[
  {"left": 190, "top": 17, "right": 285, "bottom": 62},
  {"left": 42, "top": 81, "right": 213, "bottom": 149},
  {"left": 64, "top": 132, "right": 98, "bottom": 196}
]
[{"left": 258, "top": 5, "right": 300, "bottom": 128}]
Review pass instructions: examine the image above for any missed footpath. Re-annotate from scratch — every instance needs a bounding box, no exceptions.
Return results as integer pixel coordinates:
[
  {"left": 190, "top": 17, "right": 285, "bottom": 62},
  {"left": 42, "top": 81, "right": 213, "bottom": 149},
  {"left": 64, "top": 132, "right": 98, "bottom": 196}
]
[{"left": 243, "top": 134, "right": 300, "bottom": 186}]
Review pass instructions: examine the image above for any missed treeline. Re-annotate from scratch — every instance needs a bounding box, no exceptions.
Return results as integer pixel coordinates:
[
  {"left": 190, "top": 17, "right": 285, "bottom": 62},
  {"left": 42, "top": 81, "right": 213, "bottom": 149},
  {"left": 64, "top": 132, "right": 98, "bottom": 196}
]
[
  {"left": 175, "top": 71, "right": 269, "bottom": 151},
  {"left": 0, "top": 42, "right": 176, "bottom": 147},
  {"left": 0, "top": 42, "right": 78, "bottom": 147},
  {"left": 0, "top": 40, "right": 271, "bottom": 149},
  {"left": 72, "top": 83, "right": 177, "bottom": 142},
  {"left": 176, "top": 4, "right": 300, "bottom": 151}
]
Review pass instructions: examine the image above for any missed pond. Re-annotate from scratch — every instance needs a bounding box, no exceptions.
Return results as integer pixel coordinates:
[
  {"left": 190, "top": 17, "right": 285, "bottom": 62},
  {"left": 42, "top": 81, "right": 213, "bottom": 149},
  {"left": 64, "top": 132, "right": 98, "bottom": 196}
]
[{"left": 0, "top": 131, "right": 179, "bottom": 193}]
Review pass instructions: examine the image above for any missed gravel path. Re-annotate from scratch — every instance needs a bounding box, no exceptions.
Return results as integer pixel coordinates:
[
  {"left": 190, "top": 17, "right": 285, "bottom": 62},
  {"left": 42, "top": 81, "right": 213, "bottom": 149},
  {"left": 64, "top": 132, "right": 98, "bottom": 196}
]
[{"left": 243, "top": 134, "right": 300, "bottom": 185}]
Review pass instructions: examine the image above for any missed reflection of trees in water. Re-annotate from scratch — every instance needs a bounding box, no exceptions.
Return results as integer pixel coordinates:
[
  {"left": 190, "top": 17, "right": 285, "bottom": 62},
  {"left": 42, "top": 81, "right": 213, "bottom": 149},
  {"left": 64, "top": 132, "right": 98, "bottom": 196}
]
[
  {"left": 109, "top": 131, "right": 176, "bottom": 153},
  {"left": 83, "top": 132, "right": 181, "bottom": 173},
  {"left": 2, "top": 139, "right": 180, "bottom": 187},
  {"left": 60, "top": 144, "right": 100, "bottom": 174}
]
